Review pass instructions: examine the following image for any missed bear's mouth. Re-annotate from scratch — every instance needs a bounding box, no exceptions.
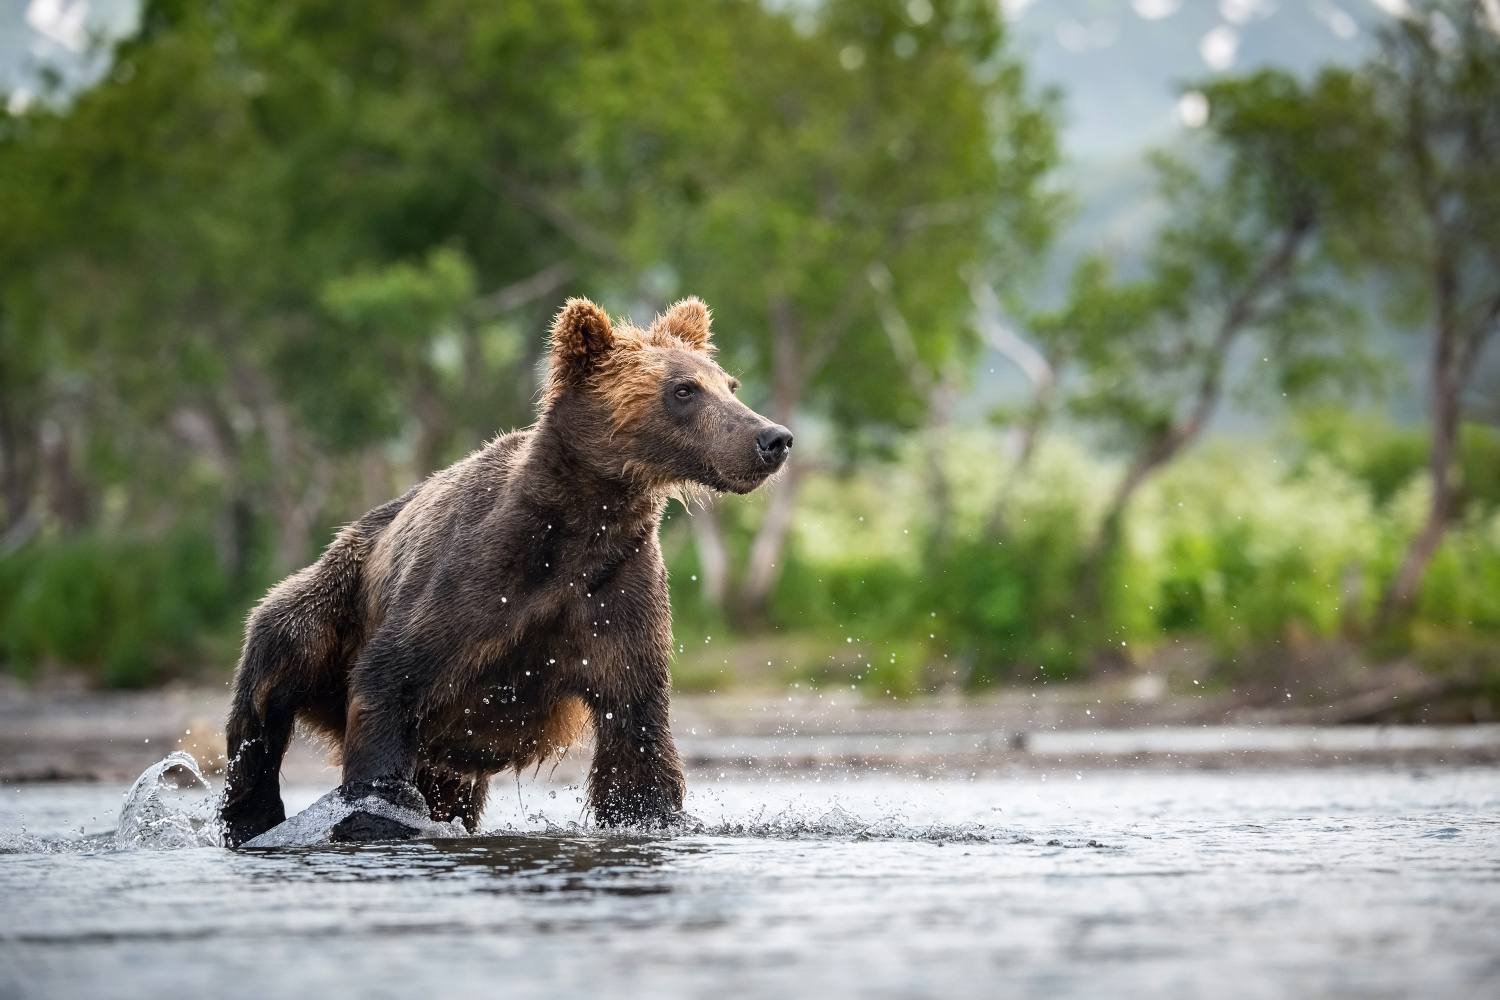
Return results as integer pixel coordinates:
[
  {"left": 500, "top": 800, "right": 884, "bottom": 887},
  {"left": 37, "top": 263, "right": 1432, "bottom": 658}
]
[
  {"left": 722, "top": 464, "right": 784, "bottom": 495},
  {"left": 687, "top": 462, "right": 777, "bottom": 495}
]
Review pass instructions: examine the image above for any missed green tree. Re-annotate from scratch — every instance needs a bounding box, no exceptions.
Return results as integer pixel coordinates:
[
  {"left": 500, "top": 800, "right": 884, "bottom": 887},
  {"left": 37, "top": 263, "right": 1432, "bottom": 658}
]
[
  {"left": 0, "top": 0, "right": 600, "bottom": 577},
  {"left": 1367, "top": 0, "right": 1500, "bottom": 624},
  {"left": 1032, "top": 68, "right": 1382, "bottom": 615},
  {"left": 581, "top": 0, "right": 1060, "bottom": 624}
]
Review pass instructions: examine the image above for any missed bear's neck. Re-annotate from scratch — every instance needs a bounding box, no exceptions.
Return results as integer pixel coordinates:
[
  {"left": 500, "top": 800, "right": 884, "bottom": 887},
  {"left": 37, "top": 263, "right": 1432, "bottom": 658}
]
[{"left": 522, "top": 404, "right": 665, "bottom": 526}]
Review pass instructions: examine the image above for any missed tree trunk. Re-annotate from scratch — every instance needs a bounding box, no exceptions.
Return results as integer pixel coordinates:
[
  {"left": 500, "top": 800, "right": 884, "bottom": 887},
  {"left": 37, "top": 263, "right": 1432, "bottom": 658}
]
[
  {"left": 1377, "top": 259, "right": 1500, "bottom": 625},
  {"left": 1080, "top": 215, "right": 1313, "bottom": 614},
  {"left": 1081, "top": 344, "right": 1231, "bottom": 612},
  {"left": 970, "top": 277, "right": 1054, "bottom": 469},
  {"left": 411, "top": 376, "right": 452, "bottom": 478},
  {"left": 688, "top": 497, "right": 730, "bottom": 609},
  {"left": 738, "top": 461, "right": 805, "bottom": 619},
  {"left": 876, "top": 268, "right": 959, "bottom": 551},
  {"left": 1378, "top": 297, "right": 1462, "bottom": 623},
  {"left": 234, "top": 362, "right": 328, "bottom": 576},
  {"left": 690, "top": 296, "right": 809, "bottom": 626},
  {"left": 359, "top": 444, "right": 395, "bottom": 513},
  {"left": 920, "top": 371, "right": 961, "bottom": 553},
  {"left": 40, "top": 418, "right": 87, "bottom": 532},
  {"left": 258, "top": 399, "right": 314, "bottom": 575},
  {"left": 730, "top": 296, "right": 805, "bottom": 623},
  {"left": 1080, "top": 451, "right": 1158, "bottom": 618},
  {"left": 971, "top": 281, "right": 1056, "bottom": 540},
  {"left": 171, "top": 405, "right": 252, "bottom": 586},
  {"left": 0, "top": 405, "right": 37, "bottom": 535}
]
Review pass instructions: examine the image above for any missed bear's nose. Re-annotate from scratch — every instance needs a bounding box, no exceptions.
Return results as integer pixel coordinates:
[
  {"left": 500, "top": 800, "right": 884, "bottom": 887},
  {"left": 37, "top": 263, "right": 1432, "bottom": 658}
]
[{"left": 755, "top": 425, "right": 793, "bottom": 465}]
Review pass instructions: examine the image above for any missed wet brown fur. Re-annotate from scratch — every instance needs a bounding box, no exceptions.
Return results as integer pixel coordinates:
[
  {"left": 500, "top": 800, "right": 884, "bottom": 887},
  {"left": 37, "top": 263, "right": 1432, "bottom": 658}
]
[{"left": 221, "top": 298, "right": 789, "bottom": 846}]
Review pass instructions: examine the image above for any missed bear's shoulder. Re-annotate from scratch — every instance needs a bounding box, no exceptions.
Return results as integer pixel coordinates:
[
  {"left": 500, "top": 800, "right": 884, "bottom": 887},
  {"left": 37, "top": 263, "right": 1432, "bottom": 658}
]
[
  {"left": 391, "top": 429, "right": 535, "bottom": 525},
  {"left": 486, "top": 428, "right": 533, "bottom": 461}
]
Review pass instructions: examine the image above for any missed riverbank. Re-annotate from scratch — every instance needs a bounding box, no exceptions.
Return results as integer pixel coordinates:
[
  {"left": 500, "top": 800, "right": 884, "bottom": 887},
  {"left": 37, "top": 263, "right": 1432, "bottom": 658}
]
[{"left": 4, "top": 675, "right": 1498, "bottom": 786}]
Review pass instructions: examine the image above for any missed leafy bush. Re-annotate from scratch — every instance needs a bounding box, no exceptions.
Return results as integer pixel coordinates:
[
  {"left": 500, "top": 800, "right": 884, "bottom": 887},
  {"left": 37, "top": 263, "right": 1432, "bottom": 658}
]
[
  {"left": 0, "top": 532, "right": 237, "bottom": 687},
  {"left": 673, "top": 422, "right": 1500, "bottom": 693},
  {"left": 1120, "top": 445, "right": 1382, "bottom": 650},
  {"left": 764, "top": 436, "right": 1107, "bottom": 687},
  {"left": 1297, "top": 409, "right": 1500, "bottom": 513}
]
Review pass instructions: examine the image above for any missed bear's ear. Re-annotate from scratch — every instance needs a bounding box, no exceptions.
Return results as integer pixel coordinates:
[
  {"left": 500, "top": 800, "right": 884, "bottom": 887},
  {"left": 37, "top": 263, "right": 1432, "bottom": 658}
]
[
  {"left": 652, "top": 296, "right": 712, "bottom": 351},
  {"left": 549, "top": 298, "right": 615, "bottom": 376}
]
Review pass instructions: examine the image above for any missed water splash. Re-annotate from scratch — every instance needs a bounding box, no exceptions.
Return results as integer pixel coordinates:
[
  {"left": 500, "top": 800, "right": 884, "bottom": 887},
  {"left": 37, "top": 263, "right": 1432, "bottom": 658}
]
[
  {"left": 11, "top": 763, "right": 1106, "bottom": 852},
  {"left": 677, "top": 804, "right": 1044, "bottom": 845},
  {"left": 0, "top": 831, "right": 115, "bottom": 854},
  {"left": 115, "top": 751, "right": 221, "bottom": 850},
  {"left": 488, "top": 798, "right": 1084, "bottom": 846},
  {"left": 244, "top": 785, "right": 466, "bottom": 848}
]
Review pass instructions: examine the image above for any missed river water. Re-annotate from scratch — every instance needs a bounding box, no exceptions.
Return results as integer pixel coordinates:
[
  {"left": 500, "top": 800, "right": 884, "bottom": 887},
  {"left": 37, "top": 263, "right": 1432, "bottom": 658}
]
[{"left": 2, "top": 766, "right": 1498, "bottom": 999}]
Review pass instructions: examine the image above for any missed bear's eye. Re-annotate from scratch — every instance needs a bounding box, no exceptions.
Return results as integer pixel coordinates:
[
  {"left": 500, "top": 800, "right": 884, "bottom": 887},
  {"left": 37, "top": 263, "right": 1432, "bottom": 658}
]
[{"left": 674, "top": 384, "right": 696, "bottom": 400}]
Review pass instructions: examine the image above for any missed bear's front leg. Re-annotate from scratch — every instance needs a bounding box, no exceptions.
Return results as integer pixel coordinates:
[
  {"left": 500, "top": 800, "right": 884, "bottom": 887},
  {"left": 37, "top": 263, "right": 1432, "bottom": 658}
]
[
  {"left": 333, "top": 633, "right": 433, "bottom": 842},
  {"left": 588, "top": 668, "right": 685, "bottom": 827}
]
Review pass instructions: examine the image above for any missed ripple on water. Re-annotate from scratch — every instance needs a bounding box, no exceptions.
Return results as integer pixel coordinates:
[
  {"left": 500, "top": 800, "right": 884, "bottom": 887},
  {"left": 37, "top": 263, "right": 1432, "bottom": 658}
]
[{"left": 1, "top": 764, "right": 1497, "bottom": 999}]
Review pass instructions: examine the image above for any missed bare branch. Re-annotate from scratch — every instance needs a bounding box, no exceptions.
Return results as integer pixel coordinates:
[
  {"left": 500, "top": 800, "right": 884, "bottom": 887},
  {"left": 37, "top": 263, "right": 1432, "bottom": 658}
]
[
  {"left": 867, "top": 263, "right": 933, "bottom": 396},
  {"left": 968, "top": 279, "right": 1053, "bottom": 392},
  {"left": 471, "top": 262, "right": 576, "bottom": 317},
  {"left": 1455, "top": 289, "right": 1500, "bottom": 385},
  {"left": 1098, "top": 212, "right": 1317, "bottom": 552},
  {"left": 486, "top": 171, "right": 620, "bottom": 263}
]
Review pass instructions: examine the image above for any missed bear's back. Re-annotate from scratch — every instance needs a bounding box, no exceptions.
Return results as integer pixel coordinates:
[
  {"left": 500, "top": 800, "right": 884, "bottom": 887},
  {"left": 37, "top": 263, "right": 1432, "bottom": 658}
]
[{"left": 360, "top": 429, "right": 534, "bottom": 622}]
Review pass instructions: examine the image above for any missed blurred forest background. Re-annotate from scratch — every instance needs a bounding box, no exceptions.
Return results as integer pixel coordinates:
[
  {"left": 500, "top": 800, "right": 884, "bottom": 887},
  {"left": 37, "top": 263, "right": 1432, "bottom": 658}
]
[{"left": 1, "top": 0, "right": 1497, "bottom": 710}]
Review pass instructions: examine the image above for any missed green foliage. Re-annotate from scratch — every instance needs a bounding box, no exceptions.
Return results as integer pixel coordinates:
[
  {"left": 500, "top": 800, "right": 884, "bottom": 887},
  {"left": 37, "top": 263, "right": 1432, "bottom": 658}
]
[
  {"left": 719, "top": 436, "right": 1105, "bottom": 686},
  {"left": 1459, "top": 425, "right": 1500, "bottom": 512},
  {"left": 580, "top": 0, "right": 1060, "bottom": 436},
  {"left": 1297, "top": 410, "right": 1500, "bottom": 512},
  {"left": 0, "top": 0, "right": 1494, "bottom": 691},
  {"left": 0, "top": 532, "right": 235, "bottom": 687},
  {"left": 1420, "top": 514, "right": 1500, "bottom": 631},
  {"left": 1035, "top": 68, "right": 1380, "bottom": 466},
  {"left": 1122, "top": 447, "right": 1379, "bottom": 647},
  {"left": 284, "top": 248, "right": 479, "bottom": 452},
  {"left": 1295, "top": 409, "right": 1427, "bottom": 506},
  {"left": 0, "top": 0, "right": 1065, "bottom": 685},
  {"left": 671, "top": 422, "right": 1500, "bottom": 693}
]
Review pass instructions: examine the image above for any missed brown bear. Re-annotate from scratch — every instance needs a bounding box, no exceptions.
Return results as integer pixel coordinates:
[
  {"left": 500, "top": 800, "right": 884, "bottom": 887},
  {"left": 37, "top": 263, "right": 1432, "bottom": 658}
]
[{"left": 219, "top": 297, "right": 791, "bottom": 846}]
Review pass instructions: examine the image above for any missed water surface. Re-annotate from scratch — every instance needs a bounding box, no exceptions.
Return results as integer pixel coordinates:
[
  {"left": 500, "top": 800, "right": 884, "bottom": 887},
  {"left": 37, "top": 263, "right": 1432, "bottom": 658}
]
[{"left": 2, "top": 768, "right": 1497, "bottom": 999}]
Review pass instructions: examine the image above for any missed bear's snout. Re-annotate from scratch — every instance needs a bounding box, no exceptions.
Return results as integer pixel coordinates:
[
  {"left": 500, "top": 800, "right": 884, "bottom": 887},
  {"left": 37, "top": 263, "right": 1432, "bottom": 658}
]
[{"left": 755, "top": 425, "right": 794, "bottom": 466}]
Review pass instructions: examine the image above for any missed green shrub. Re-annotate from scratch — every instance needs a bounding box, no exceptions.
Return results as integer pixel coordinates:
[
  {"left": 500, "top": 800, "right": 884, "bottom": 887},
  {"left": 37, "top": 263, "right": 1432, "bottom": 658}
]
[
  {"left": 684, "top": 423, "right": 1500, "bottom": 692},
  {"left": 1122, "top": 445, "right": 1380, "bottom": 651},
  {"left": 0, "top": 532, "right": 236, "bottom": 687},
  {"left": 766, "top": 436, "right": 1105, "bottom": 687}
]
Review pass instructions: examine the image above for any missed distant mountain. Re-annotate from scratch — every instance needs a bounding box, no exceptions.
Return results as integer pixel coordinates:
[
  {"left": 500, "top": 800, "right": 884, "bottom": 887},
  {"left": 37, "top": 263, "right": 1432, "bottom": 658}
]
[
  {"left": 962, "top": 0, "right": 1428, "bottom": 429},
  {"left": 0, "top": 0, "right": 136, "bottom": 110},
  {"left": 1014, "top": 0, "right": 1395, "bottom": 278},
  {"left": 1013, "top": 0, "right": 1391, "bottom": 160}
]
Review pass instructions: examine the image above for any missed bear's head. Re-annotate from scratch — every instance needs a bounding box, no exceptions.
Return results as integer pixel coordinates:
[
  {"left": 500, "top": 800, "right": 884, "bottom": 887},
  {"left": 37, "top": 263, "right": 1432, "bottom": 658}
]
[{"left": 544, "top": 296, "right": 792, "bottom": 494}]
